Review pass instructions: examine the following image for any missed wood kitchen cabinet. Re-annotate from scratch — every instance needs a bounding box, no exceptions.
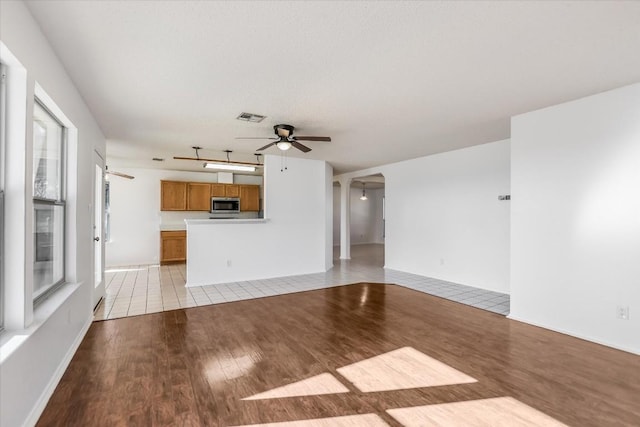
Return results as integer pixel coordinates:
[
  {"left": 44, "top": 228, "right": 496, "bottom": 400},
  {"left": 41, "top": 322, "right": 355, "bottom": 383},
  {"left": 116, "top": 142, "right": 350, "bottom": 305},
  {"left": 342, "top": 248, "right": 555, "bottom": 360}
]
[
  {"left": 210, "top": 183, "right": 226, "bottom": 197},
  {"left": 160, "top": 231, "right": 186, "bottom": 264},
  {"left": 161, "top": 180, "right": 260, "bottom": 212},
  {"left": 225, "top": 184, "right": 240, "bottom": 198},
  {"left": 240, "top": 185, "right": 260, "bottom": 211},
  {"left": 187, "top": 182, "right": 211, "bottom": 211},
  {"left": 161, "top": 181, "right": 187, "bottom": 211}
]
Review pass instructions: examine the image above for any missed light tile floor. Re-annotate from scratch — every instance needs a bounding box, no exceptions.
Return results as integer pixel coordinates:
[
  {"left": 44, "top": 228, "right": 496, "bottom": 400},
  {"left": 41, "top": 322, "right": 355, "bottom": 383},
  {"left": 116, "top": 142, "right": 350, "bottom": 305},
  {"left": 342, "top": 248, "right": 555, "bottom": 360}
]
[{"left": 94, "top": 245, "right": 510, "bottom": 320}]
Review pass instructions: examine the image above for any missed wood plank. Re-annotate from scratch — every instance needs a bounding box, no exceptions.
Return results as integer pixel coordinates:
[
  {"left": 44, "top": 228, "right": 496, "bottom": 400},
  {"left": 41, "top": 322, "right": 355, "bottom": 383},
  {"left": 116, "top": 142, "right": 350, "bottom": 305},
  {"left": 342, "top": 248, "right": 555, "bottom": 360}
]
[{"left": 37, "top": 284, "right": 640, "bottom": 426}]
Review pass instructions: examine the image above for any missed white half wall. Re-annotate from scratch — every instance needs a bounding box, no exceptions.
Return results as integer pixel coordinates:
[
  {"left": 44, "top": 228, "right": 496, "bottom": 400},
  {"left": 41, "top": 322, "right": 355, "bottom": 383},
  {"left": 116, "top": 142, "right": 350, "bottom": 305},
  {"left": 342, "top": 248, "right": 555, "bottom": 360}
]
[
  {"left": 186, "top": 155, "right": 333, "bottom": 286},
  {"left": 333, "top": 186, "right": 385, "bottom": 246},
  {"left": 383, "top": 140, "right": 511, "bottom": 293},
  {"left": 0, "top": 2, "right": 106, "bottom": 426},
  {"left": 510, "top": 83, "right": 640, "bottom": 355},
  {"left": 105, "top": 167, "right": 262, "bottom": 267}
]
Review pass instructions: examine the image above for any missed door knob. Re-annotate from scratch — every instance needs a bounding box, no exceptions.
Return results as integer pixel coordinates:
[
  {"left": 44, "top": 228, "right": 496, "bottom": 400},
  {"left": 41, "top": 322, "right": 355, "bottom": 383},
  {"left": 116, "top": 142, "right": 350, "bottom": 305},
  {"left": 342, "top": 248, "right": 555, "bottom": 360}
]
[{"left": 94, "top": 236, "right": 100, "bottom": 242}]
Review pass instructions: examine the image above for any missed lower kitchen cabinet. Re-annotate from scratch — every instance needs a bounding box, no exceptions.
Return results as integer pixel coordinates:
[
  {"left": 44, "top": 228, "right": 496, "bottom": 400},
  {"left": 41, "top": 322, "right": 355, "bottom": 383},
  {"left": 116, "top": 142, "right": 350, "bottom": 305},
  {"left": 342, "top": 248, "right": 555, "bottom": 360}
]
[{"left": 160, "top": 231, "right": 186, "bottom": 264}]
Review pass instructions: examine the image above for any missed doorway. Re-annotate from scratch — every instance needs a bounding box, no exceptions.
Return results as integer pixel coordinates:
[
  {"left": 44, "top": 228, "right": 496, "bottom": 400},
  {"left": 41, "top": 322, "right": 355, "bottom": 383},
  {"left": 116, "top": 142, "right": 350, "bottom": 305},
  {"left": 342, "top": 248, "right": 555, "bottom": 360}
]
[
  {"left": 92, "top": 151, "right": 105, "bottom": 309},
  {"left": 349, "top": 174, "right": 385, "bottom": 267},
  {"left": 333, "top": 174, "right": 386, "bottom": 267}
]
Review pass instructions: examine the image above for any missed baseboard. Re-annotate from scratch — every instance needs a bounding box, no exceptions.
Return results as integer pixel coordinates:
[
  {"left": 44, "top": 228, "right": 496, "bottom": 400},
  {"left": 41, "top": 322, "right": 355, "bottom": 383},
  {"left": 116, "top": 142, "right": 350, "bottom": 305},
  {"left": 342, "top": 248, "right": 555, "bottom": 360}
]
[
  {"left": 507, "top": 314, "right": 640, "bottom": 356},
  {"left": 23, "top": 316, "right": 92, "bottom": 427}
]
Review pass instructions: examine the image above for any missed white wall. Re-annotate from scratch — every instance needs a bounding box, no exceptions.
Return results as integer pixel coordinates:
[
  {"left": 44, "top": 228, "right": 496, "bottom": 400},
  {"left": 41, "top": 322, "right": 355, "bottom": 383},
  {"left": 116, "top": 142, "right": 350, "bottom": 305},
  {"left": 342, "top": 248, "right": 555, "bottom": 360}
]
[
  {"left": 383, "top": 140, "right": 511, "bottom": 293},
  {"left": 105, "top": 166, "right": 262, "bottom": 267},
  {"left": 0, "top": 2, "right": 106, "bottom": 426},
  {"left": 510, "top": 83, "right": 640, "bottom": 355},
  {"left": 186, "top": 155, "right": 333, "bottom": 285},
  {"left": 333, "top": 186, "right": 384, "bottom": 246}
]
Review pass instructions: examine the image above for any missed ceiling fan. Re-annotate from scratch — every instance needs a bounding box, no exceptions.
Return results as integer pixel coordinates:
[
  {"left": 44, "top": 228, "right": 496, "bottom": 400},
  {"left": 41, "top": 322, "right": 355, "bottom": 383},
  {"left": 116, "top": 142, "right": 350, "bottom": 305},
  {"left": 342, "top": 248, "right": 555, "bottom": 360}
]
[
  {"left": 105, "top": 166, "right": 134, "bottom": 180},
  {"left": 236, "top": 124, "right": 331, "bottom": 153}
]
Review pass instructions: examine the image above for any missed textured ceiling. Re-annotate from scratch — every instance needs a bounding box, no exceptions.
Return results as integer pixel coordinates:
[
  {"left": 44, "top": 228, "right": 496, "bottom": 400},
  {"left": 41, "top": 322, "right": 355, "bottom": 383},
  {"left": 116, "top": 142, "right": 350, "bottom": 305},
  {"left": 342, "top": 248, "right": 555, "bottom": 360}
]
[{"left": 25, "top": 1, "right": 640, "bottom": 174}]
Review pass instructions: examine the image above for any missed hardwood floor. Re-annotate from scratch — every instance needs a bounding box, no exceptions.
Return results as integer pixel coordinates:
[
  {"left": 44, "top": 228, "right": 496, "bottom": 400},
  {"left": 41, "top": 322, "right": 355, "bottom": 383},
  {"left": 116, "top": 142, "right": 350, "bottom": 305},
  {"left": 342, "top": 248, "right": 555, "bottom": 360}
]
[{"left": 38, "top": 283, "right": 639, "bottom": 426}]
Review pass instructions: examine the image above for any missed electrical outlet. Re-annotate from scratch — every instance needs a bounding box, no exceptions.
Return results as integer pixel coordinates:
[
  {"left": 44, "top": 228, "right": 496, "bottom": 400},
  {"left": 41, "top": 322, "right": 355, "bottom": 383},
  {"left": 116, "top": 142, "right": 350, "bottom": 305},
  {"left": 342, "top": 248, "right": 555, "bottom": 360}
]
[
  {"left": 440, "top": 258, "right": 444, "bottom": 266},
  {"left": 616, "top": 306, "right": 629, "bottom": 320},
  {"left": 226, "top": 259, "right": 232, "bottom": 267}
]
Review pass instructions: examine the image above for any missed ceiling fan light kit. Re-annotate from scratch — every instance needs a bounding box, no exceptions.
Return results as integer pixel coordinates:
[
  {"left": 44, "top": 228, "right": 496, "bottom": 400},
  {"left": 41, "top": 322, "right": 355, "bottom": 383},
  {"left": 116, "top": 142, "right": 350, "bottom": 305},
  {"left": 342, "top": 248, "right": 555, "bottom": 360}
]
[{"left": 276, "top": 141, "right": 292, "bottom": 151}]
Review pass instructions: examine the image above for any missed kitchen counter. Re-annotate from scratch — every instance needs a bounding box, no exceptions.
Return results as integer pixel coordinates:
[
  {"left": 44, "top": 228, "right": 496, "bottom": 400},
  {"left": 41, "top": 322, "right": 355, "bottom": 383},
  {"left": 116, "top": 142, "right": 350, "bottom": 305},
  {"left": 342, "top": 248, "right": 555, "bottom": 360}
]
[
  {"left": 185, "top": 218, "right": 268, "bottom": 225},
  {"left": 159, "top": 223, "right": 186, "bottom": 231}
]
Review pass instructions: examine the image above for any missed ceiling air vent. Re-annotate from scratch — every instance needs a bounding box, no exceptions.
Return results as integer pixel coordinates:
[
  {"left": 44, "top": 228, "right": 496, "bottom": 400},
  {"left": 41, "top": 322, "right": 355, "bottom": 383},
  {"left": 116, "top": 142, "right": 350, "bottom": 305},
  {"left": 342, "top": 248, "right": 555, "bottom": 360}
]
[{"left": 236, "top": 112, "right": 266, "bottom": 123}]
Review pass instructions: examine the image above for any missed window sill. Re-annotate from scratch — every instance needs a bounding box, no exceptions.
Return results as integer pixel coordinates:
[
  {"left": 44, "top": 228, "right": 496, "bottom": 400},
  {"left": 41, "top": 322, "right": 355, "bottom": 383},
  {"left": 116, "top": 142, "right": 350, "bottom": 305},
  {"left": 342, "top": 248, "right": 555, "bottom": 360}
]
[{"left": 0, "top": 282, "right": 82, "bottom": 363}]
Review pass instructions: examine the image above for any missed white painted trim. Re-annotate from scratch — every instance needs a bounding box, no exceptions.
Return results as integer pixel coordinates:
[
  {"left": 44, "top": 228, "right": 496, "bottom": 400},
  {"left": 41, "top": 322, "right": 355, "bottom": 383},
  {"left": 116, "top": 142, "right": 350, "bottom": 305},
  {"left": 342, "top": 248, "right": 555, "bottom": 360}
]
[
  {"left": 22, "top": 316, "right": 92, "bottom": 427},
  {"left": 0, "top": 41, "right": 28, "bottom": 329},
  {"left": 507, "top": 314, "right": 639, "bottom": 356}
]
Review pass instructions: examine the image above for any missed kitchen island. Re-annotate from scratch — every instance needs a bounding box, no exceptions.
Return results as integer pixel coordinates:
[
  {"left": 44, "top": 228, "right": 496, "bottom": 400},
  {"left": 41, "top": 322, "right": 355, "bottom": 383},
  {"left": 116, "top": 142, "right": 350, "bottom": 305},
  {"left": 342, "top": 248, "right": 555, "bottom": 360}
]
[{"left": 184, "top": 215, "right": 330, "bottom": 287}]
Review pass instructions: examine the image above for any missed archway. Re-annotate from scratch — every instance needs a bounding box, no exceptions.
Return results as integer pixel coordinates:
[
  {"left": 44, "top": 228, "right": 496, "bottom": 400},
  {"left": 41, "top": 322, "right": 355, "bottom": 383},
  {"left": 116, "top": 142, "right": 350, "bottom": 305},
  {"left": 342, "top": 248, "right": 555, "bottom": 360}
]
[{"left": 348, "top": 173, "right": 385, "bottom": 267}]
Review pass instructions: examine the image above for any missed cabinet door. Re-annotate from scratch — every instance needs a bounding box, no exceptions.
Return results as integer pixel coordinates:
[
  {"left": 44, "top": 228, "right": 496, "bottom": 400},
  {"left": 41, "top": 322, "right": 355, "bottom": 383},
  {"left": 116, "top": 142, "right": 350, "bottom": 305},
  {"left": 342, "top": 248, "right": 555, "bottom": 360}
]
[
  {"left": 187, "top": 182, "right": 211, "bottom": 211},
  {"left": 211, "top": 183, "right": 226, "bottom": 197},
  {"left": 240, "top": 185, "right": 260, "bottom": 211},
  {"left": 160, "top": 231, "right": 186, "bottom": 263},
  {"left": 225, "top": 184, "right": 240, "bottom": 198},
  {"left": 161, "top": 181, "right": 187, "bottom": 211}
]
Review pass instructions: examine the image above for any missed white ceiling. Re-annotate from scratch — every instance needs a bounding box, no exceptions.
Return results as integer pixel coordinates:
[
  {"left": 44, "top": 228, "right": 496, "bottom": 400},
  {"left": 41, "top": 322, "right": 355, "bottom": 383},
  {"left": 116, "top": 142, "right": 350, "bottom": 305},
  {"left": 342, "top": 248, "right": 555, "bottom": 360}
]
[{"left": 25, "top": 1, "right": 640, "bottom": 174}]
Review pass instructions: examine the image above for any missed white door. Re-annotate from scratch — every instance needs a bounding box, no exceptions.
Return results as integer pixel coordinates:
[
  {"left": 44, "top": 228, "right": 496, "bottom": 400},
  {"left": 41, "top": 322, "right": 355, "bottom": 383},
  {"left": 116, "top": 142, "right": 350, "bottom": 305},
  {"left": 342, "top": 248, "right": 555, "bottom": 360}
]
[{"left": 92, "top": 152, "right": 105, "bottom": 309}]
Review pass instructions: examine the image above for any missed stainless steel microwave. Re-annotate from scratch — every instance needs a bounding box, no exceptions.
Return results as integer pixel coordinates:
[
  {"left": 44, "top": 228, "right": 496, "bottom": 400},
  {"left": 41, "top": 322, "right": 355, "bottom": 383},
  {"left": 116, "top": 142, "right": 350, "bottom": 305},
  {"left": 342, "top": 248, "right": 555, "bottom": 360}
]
[{"left": 211, "top": 197, "right": 240, "bottom": 213}]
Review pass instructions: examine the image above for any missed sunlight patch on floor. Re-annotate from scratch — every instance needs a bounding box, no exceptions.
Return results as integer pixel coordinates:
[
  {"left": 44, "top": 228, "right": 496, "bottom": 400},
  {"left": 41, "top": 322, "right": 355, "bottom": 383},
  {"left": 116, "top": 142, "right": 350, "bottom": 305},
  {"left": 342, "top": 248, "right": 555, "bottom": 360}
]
[
  {"left": 337, "top": 346, "right": 477, "bottom": 392},
  {"left": 387, "top": 397, "right": 568, "bottom": 426}
]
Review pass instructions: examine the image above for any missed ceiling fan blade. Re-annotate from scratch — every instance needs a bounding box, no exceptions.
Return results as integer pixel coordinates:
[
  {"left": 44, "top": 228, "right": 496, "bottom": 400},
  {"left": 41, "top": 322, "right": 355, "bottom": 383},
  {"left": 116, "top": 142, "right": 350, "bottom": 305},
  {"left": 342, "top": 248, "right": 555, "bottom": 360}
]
[
  {"left": 257, "top": 142, "right": 277, "bottom": 151},
  {"left": 291, "top": 141, "right": 312, "bottom": 153},
  {"left": 235, "top": 137, "right": 279, "bottom": 140},
  {"left": 106, "top": 170, "right": 135, "bottom": 180},
  {"left": 294, "top": 136, "right": 331, "bottom": 142}
]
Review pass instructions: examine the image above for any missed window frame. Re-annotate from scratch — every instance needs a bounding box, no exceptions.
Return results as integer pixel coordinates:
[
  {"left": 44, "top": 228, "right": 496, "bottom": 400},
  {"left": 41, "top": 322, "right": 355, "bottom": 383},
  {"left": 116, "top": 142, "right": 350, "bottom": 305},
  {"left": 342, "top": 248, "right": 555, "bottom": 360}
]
[{"left": 32, "top": 97, "right": 67, "bottom": 306}]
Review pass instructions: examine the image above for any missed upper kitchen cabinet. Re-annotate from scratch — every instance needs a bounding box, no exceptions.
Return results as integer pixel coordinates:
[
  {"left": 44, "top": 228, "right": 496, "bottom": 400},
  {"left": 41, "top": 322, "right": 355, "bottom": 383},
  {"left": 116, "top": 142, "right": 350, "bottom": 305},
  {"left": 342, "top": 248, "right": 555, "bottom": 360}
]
[
  {"left": 187, "top": 182, "right": 211, "bottom": 211},
  {"left": 225, "top": 184, "right": 240, "bottom": 198},
  {"left": 161, "top": 181, "right": 187, "bottom": 211},
  {"left": 211, "top": 183, "right": 226, "bottom": 197},
  {"left": 240, "top": 185, "right": 260, "bottom": 211}
]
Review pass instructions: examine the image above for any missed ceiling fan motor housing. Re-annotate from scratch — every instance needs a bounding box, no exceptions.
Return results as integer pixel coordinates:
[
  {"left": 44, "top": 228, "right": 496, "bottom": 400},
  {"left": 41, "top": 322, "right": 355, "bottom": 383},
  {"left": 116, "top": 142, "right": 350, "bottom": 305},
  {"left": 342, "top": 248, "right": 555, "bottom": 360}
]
[{"left": 274, "top": 124, "right": 295, "bottom": 138}]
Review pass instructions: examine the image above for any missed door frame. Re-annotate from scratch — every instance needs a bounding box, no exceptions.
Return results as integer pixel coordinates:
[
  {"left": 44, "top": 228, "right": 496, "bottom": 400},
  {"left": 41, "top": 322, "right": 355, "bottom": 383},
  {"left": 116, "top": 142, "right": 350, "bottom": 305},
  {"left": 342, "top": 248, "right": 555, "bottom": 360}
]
[{"left": 92, "top": 151, "right": 105, "bottom": 309}]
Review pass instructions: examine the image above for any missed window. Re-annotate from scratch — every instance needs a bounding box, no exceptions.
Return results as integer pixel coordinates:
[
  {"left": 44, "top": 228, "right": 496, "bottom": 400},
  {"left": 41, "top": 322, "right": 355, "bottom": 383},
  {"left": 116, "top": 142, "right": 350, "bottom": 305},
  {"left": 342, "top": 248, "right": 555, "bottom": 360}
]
[{"left": 33, "top": 100, "right": 66, "bottom": 303}]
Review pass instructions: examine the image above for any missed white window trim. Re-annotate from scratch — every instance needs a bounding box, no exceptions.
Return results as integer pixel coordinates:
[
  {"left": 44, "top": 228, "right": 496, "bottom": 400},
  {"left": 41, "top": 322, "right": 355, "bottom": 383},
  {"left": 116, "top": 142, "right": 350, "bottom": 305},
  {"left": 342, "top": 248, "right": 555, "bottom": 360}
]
[{"left": 0, "top": 42, "right": 28, "bottom": 331}]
